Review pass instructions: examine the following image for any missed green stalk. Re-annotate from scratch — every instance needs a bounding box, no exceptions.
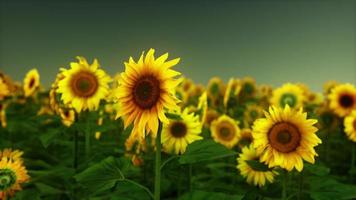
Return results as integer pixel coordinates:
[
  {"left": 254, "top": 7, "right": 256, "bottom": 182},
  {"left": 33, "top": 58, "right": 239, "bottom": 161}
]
[
  {"left": 282, "top": 170, "right": 288, "bottom": 200},
  {"left": 85, "top": 117, "right": 91, "bottom": 159},
  {"left": 297, "top": 171, "right": 304, "bottom": 200},
  {"left": 154, "top": 121, "right": 163, "bottom": 200},
  {"left": 351, "top": 143, "right": 355, "bottom": 183},
  {"left": 74, "top": 130, "right": 79, "bottom": 170},
  {"left": 188, "top": 164, "right": 192, "bottom": 192}
]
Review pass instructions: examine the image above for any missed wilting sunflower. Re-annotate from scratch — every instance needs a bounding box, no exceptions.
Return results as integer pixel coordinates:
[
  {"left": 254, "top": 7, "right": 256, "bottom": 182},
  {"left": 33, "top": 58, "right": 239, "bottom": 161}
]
[
  {"left": 237, "top": 146, "right": 278, "bottom": 187},
  {"left": 0, "top": 78, "right": 9, "bottom": 100},
  {"left": 271, "top": 83, "right": 305, "bottom": 109},
  {"left": 223, "top": 78, "right": 241, "bottom": 108},
  {"left": 0, "top": 158, "right": 30, "bottom": 199},
  {"left": 211, "top": 115, "right": 241, "bottom": 149},
  {"left": 161, "top": 108, "right": 203, "bottom": 154},
  {"left": 57, "top": 57, "right": 111, "bottom": 113},
  {"left": 23, "top": 68, "right": 40, "bottom": 97},
  {"left": 59, "top": 108, "right": 76, "bottom": 127},
  {"left": 238, "top": 128, "right": 253, "bottom": 148},
  {"left": 344, "top": 111, "right": 356, "bottom": 142},
  {"left": 328, "top": 83, "right": 356, "bottom": 117},
  {"left": 115, "top": 49, "right": 181, "bottom": 138},
  {"left": 253, "top": 106, "right": 321, "bottom": 171}
]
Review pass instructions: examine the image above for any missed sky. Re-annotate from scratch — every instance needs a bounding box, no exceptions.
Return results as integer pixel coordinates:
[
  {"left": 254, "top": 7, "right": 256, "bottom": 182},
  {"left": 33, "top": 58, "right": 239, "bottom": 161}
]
[{"left": 1, "top": 0, "right": 355, "bottom": 91}]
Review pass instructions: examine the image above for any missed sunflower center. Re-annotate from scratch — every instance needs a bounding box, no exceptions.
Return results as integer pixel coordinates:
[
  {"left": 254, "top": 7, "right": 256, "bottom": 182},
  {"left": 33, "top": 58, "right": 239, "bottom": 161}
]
[
  {"left": 339, "top": 94, "right": 354, "bottom": 108},
  {"left": 170, "top": 121, "right": 187, "bottom": 138},
  {"left": 280, "top": 93, "right": 297, "bottom": 108},
  {"left": 243, "top": 83, "right": 254, "bottom": 94},
  {"left": 133, "top": 76, "right": 160, "bottom": 109},
  {"left": 71, "top": 71, "right": 99, "bottom": 98},
  {"left": 0, "top": 169, "right": 17, "bottom": 190},
  {"left": 268, "top": 122, "right": 301, "bottom": 153},
  {"left": 218, "top": 125, "right": 234, "bottom": 141},
  {"left": 29, "top": 78, "right": 35, "bottom": 88},
  {"left": 239, "top": 137, "right": 252, "bottom": 146}
]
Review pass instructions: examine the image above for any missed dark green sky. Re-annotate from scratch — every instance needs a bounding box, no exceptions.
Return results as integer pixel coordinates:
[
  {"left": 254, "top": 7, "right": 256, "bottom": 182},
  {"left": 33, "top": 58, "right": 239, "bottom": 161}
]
[{"left": 1, "top": 0, "right": 355, "bottom": 91}]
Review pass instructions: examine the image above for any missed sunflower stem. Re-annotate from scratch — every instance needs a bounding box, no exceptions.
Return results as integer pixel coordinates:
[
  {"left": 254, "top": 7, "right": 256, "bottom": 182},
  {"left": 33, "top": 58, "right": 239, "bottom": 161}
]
[
  {"left": 297, "top": 171, "right": 304, "bottom": 200},
  {"left": 154, "top": 121, "right": 163, "bottom": 200},
  {"left": 282, "top": 170, "right": 288, "bottom": 200},
  {"left": 74, "top": 130, "right": 79, "bottom": 170},
  {"left": 188, "top": 164, "right": 193, "bottom": 192},
  {"left": 85, "top": 116, "right": 91, "bottom": 159},
  {"left": 351, "top": 143, "right": 355, "bottom": 183}
]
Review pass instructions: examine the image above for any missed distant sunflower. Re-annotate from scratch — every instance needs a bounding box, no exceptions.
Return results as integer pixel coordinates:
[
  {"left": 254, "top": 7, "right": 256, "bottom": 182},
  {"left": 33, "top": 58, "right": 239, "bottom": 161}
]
[
  {"left": 115, "top": 49, "right": 181, "bottom": 138},
  {"left": 243, "top": 104, "right": 264, "bottom": 127},
  {"left": 316, "top": 104, "right": 339, "bottom": 131},
  {"left": 197, "top": 92, "right": 208, "bottom": 124},
  {"left": 328, "top": 83, "right": 356, "bottom": 117},
  {"left": 162, "top": 108, "right": 203, "bottom": 154},
  {"left": 344, "top": 111, "right": 356, "bottom": 142},
  {"left": 211, "top": 115, "right": 241, "bottom": 149},
  {"left": 223, "top": 78, "right": 241, "bottom": 108},
  {"left": 0, "top": 158, "right": 29, "bottom": 199},
  {"left": 23, "top": 68, "right": 40, "bottom": 97},
  {"left": 59, "top": 108, "right": 76, "bottom": 127},
  {"left": 240, "top": 77, "right": 256, "bottom": 97},
  {"left": 271, "top": 83, "right": 305, "bottom": 109},
  {"left": 253, "top": 106, "right": 321, "bottom": 171},
  {"left": 323, "top": 80, "right": 339, "bottom": 95},
  {"left": 57, "top": 57, "right": 111, "bottom": 113},
  {"left": 207, "top": 77, "right": 224, "bottom": 99},
  {"left": 0, "top": 78, "right": 9, "bottom": 100},
  {"left": 238, "top": 128, "right": 253, "bottom": 148},
  {"left": 237, "top": 146, "right": 278, "bottom": 187},
  {"left": 204, "top": 109, "right": 220, "bottom": 127}
]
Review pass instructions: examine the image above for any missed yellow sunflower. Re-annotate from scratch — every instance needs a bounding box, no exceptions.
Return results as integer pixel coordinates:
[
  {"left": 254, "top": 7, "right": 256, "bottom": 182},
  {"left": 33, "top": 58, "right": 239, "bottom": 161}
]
[
  {"left": 0, "top": 158, "right": 29, "bottom": 199},
  {"left": 323, "top": 80, "right": 339, "bottom": 95},
  {"left": 243, "top": 104, "right": 264, "bottom": 127},
  {"left": 271, "top": 83, "right": 305, "bottom": 109},
  {"left": 115, "top": 49, "right": 181, "bottom": 138},
  {"left": 328, "top": 83, "right": 356, "bottom": 117},
  {"left": 0, "top": 78, "right": 9, "bottom": 100},
  {"left": 211, "top": 115, "right": 241, "bottom": 149},
  {"left": 344, "top": 111, "right": 356, "bottom": 142},
  {"left": 207, "top": 77, "right": 224, "bottom": 99},
  {"left": 59, "top": 108, "right": 76, "bottom": 127},
  {"left": 240, "top": 77, "right": 257, "bottom": 98},
  {"left": 253, "top": 106, "right": 322, "bottom": 171},
  {"left": 23, "top": 68, "right": 40, "bottom": 97},
  {"left": 237, "top": 146, "right": 278, "bottom": 187},
  {"left": 162, "top": 108, "right": 203, "bottom": 154},
  {"left": 238, "top": 128, "right": 253, "bottom": 148},
  {"left": 57, "top": 57, "right": 111, "bottom": 113},
  {"left": 197, "top": 92, "right": 208, "bottom": 124},
  {"left": 223, "top": 78, "right": 241, "bottom": 108},
  {"left": 0, "top": 149, "right": 23, "bottom": 164}
]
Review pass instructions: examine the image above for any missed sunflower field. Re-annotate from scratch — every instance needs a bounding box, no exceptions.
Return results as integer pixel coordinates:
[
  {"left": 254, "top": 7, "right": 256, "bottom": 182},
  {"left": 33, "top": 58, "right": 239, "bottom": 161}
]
[{"left": 0, "top": 49, "right": 356, "bottom": 200}]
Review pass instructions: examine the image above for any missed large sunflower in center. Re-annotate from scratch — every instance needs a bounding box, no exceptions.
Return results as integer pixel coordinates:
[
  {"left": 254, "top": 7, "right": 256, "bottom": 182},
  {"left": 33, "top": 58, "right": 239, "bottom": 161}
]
[
  {"left": 252, "top": 106, "right": 321, "bottom": 171},
  {"left": 115, "top": 49, "right": 181, "bottom": 137}
]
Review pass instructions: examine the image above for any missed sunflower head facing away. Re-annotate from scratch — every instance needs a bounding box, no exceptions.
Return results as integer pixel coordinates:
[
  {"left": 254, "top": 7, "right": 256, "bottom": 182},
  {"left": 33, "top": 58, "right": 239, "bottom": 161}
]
[
  {"left": 271, "top": 83, "right": 305, "bottom": 109},
  {"left": 237, "top": 145, "right": 278, "bottom": 187},
  {"left": 211, "top": 115, "right": 241, "bottom": 149},
  {"left": 328, "top": 83, "right": 356, "bottom": 117},
  {"left": 57, "top": 57, "right": 111, "bottom": 113},
  {"left": 23, "top": 68, "right": 40, "bottom": 97},
  {"left": 252, "top": 106, "right": 321, "bottom": 172},
  {"left": 162, "top": 108, "right": 203, "bottom": 154},
  {"left": 115, "top": 49, "right": 182, "bottom": 138},
  {"left": 344, "top": 110, "right": 356, "bottom": 142}
]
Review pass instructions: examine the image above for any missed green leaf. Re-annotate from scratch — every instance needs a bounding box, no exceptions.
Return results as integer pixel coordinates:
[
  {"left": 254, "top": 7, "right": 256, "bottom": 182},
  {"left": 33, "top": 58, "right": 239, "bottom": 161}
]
[
  {"left": 308, "top": 176, "right": 356, "bottom": 200},
  {"left": 245, "top": 160, "right": 270, "bottom": 172},
  {"left": 35, "top": 183, "right": 63, "bottom": 195},
  {"left": 39, "top": 128, "right": 62, "bottom": 148},
  {"left": 13, "top": 189, "right": 41, "bottom": 200},
  {"left": 304, "top": 162, "right": 330, "bottom": 176},
  {"left": 179, "top": 140, "right": 236, "bottom": 164},
  {"left": 75, "top": 156, "right": 125, "bottom": 195},
  {"left": 179, "top": 190, "right": 243, "bottom": 200}
]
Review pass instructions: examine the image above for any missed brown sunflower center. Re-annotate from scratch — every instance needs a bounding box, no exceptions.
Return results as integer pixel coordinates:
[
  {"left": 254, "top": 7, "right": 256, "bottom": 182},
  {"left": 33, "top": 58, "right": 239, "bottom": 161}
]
[
  {"left": 29, "top": 78, "right": 35, "bottom": 88},
  {"left": 170, "top": 121, "right": 187, "bottom": 138},
  {"left": 133, "top": 76, "right": 160, "bottom": 109},
  {"left": 339, "top": 94, "right": 354, "bottom": 108},
  {"left": 239, "top": 136, "right": 252, "bottom": 146},
  {"left": 268, "top": 122, "right": 301, "bottom": 153},
  {"left": 218, "top": 124, "right": 234, "bottom": 141},
  {"left": 70, "top": 71, "right": 98, "bottom": 98}
]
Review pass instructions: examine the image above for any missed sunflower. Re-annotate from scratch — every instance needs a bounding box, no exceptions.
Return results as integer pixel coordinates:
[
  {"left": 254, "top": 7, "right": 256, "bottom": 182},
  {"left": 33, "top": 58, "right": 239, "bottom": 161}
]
[
  {"left": 207, "top": 77, "right": 224, "bottom": 99},
  {"left": 243, "top": 104, "right": 264, "bottom": 127},
  {"left": 344, "top": 111, "right": 356, "bottom": 142},
  {"left": 211, "top": 115, "right": 241, "bottom": 149},
  {"left": 204, "top": 109, "right": 220, "bottom": 127},
  {"left": 237, "top": 146, "right": 278, "bottom": 187},
  {"left": 162, "top": 108, "right": 203, "bottom": 154},
  {"left": 323, "top": 80, "right": 339, "bottom": 95},
  {"left": 271, "top": 83, "right": 305, "bottom": 109},
  {"left": 59, "top": 108, "right": 76, "bottom": 127},
  {"left": 0, "top": 158, "right": 29, "bottom": 199},
  {"left": 115, "top": 49, "right": 181, "bottom": 138},
  {"left": 23, "top": 68, "right": 40, "bottom": 97},
  {"left": 253, "top": 106, "right": 321, "bottom": 171},
  {"left": 197, "top": 92, "right": 208, "bottom": 124},
  {"left": 0, "top": 78, "right": 9, "bottom": 100},
  {"left": 316, "top": 104, "right": 339, "bottom": 131},
  {"left": 0, "top": 149, "right": 23, "bottom": 163},
  {"left": 57, "top": 57, "right": 111, "bottom": 113},
  {"left": 328, "top": 83, "right": 356, "bottom": 117},
  {"left": 240, "top": 77, "right": 257, "bottom": 98},
  {"left": 238, "top": 128, "right": 253, "bottom": 148},
  {"left": 223, "top": 78, "right": 241, "bottom": 108}
]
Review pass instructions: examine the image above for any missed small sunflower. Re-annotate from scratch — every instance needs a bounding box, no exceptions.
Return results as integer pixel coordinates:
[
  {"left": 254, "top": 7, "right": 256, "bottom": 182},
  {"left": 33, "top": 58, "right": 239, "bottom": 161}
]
[
  {"left": 316, "top": 104, "right": 339, "bottom": 131},
  {"left": 253, "top": 106, "right": 321, "bottom": 171},
  {"left": 0, "top": 158, "right": 29, "bottom": 199},
  {"left": 344, "top": 111, "right": 356, "bottom": 142},
  {"left": 207, "top": 77, "right": 224, "bottom": 99},
  {"left": 211, "top": 115, "right": 241, "bottom": 149},
  {"left": 271, "top": 83, "right": 305, "bottom": 109},
  {"left": 204, "top": 109, "right": 220, "bottom": 127},
  {"left": 57, "top": 57, "right": 111, "bottom": 113},
  {"left": 223, "top": 78, "right": 241, "bottom": 108},
  {"left": 162, "top": 108, "right": 203, "bottom": 154},
  {"left": 59, "top": 108, "right": 76, "bottom": 127},
  {"left": 240, "top": 77, "right": 257, "bottom": 98},
  {"left": 0, "top": 78, "right": 9, "bottom": 100},
  {"left": 328, "top": 83, "right": 356, "bottom": 117},
  {"left": 115, "top": 49, "right": 181, "bottom": 138},
  {"left": 243, "top": 104, "right": 264, "bottom": 127},
  {"left": 238, "top": 128, "right": 253, "bottom": 148},
  {"left": 237, "top": 146, "right": 278, "bottom": 187},
  {"left": 23, "top": 68, "right": 40, "bottom": 97}
]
